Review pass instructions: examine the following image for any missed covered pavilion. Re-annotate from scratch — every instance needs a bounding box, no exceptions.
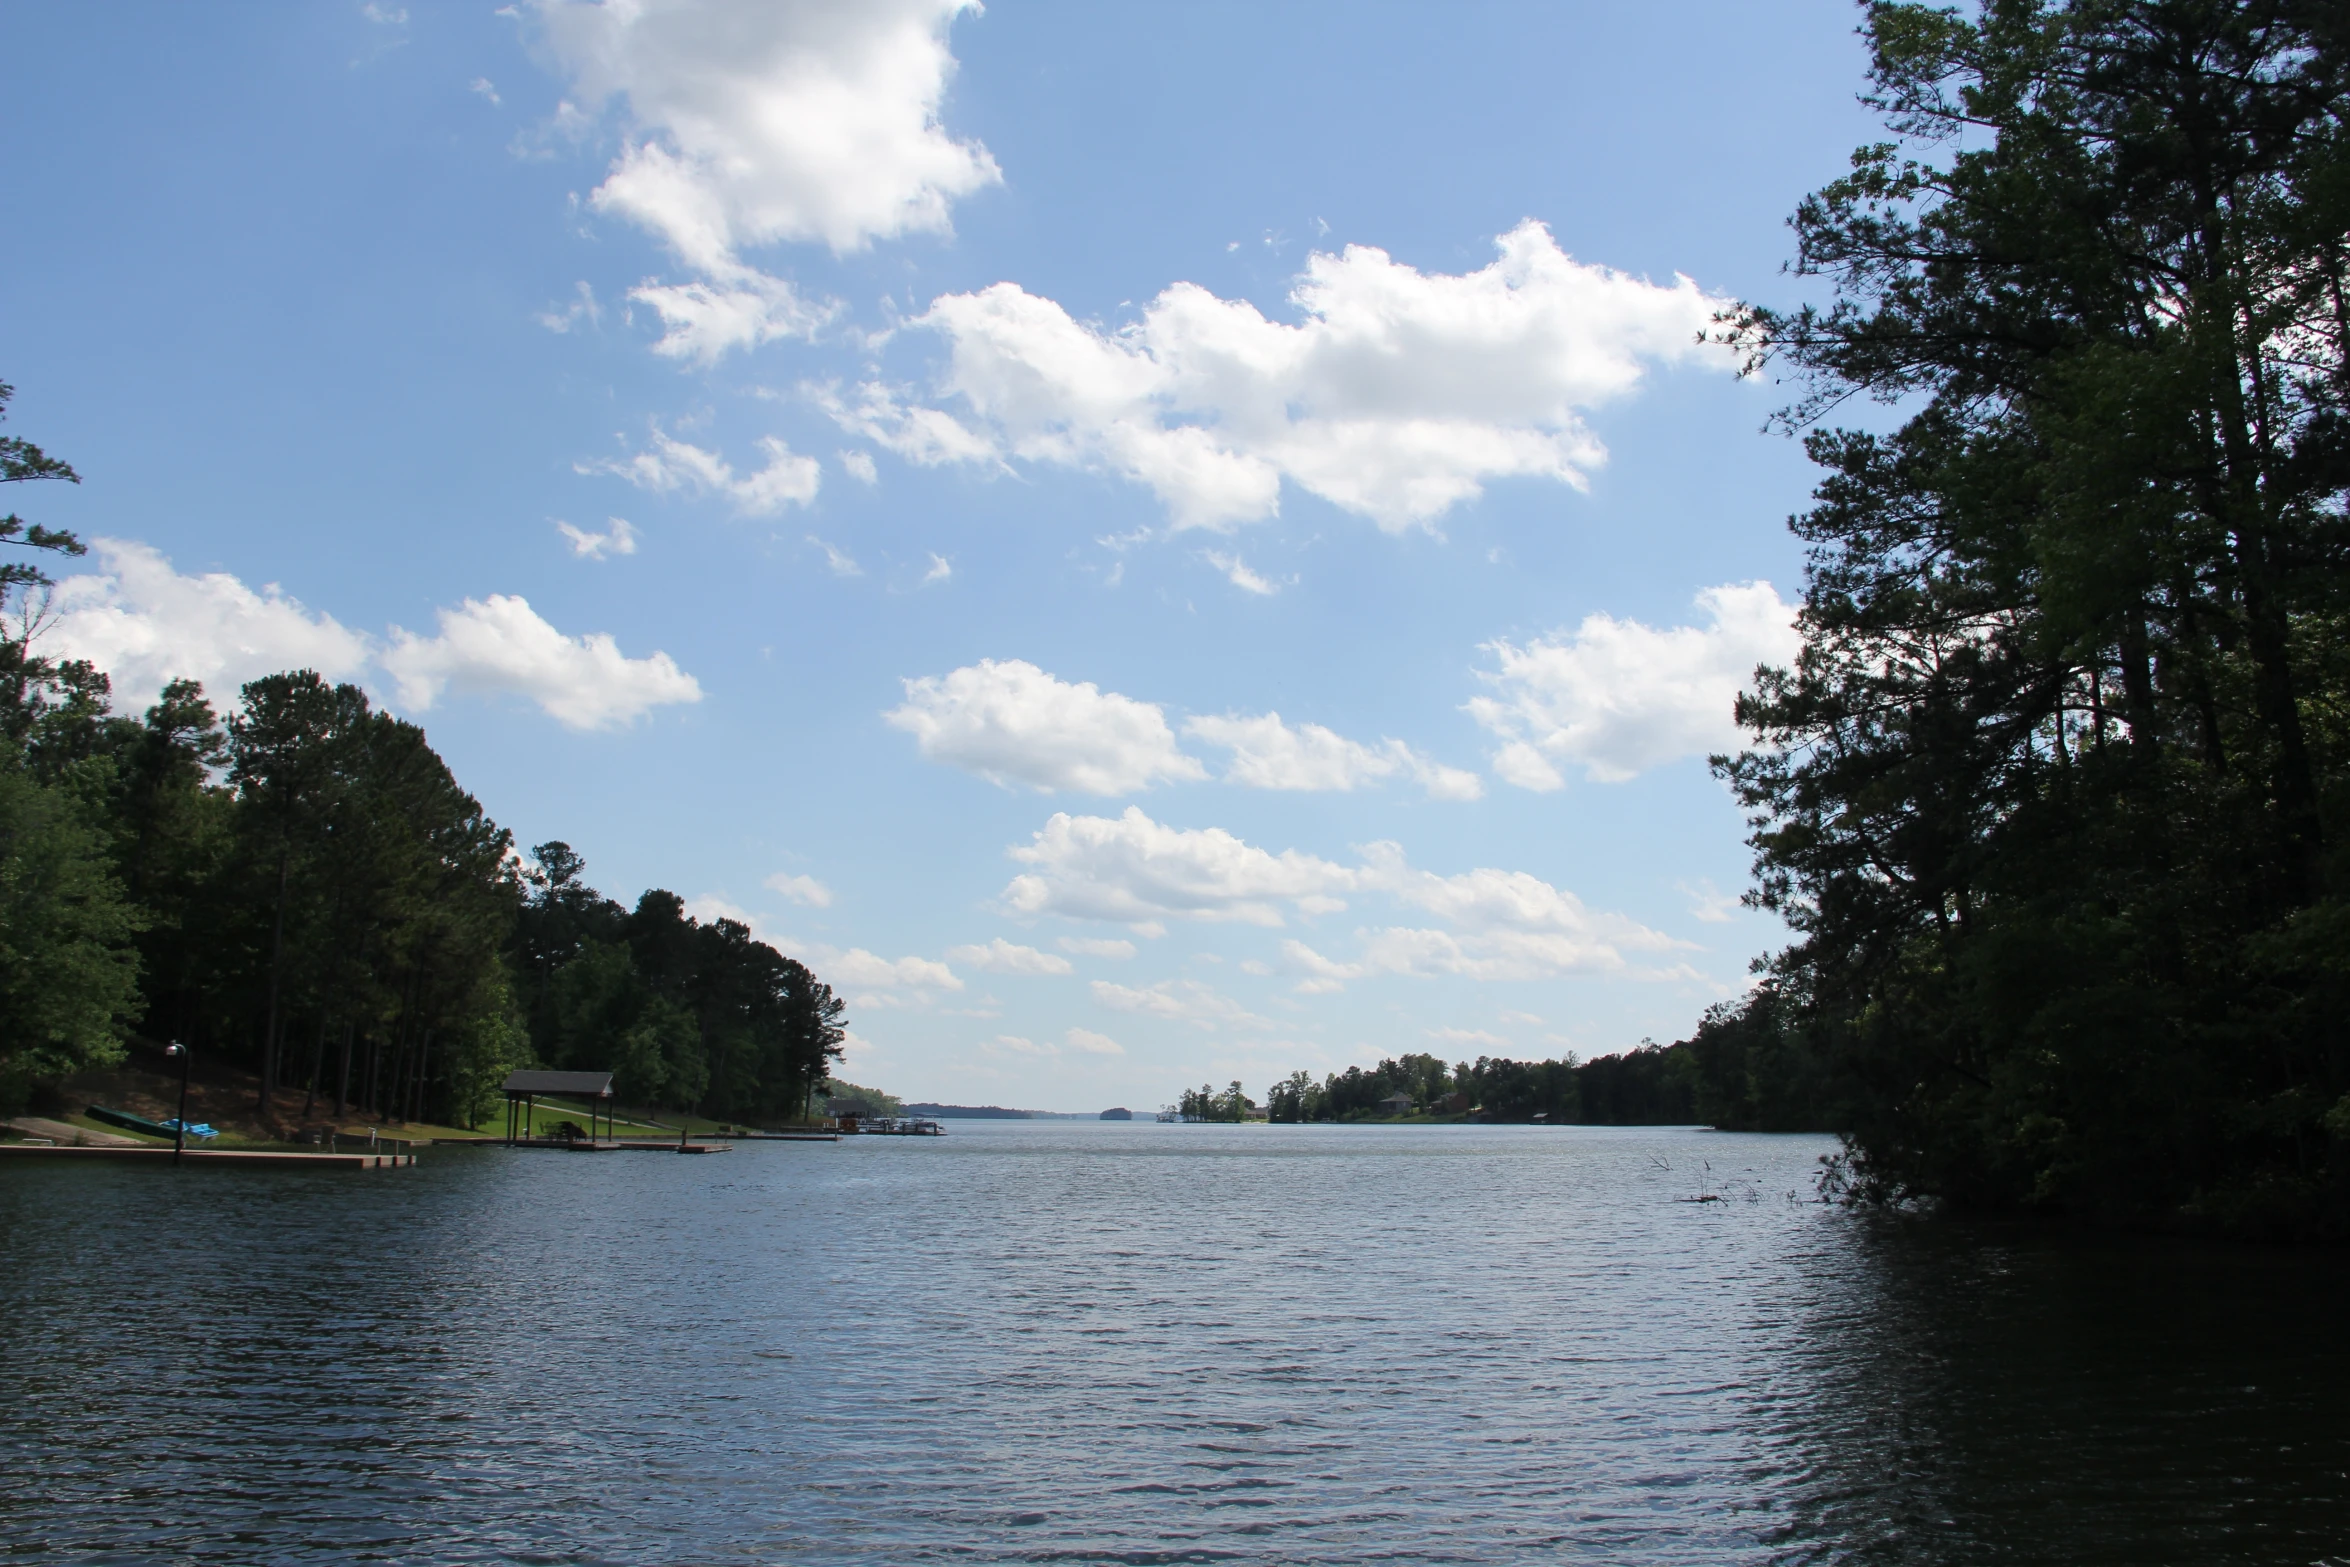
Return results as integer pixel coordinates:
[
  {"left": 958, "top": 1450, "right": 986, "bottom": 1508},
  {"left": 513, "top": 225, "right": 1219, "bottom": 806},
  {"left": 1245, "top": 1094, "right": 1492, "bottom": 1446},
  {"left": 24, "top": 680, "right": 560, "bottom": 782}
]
[{"left": 501, "top": 1070, "right": 617, "bottom": 1145}]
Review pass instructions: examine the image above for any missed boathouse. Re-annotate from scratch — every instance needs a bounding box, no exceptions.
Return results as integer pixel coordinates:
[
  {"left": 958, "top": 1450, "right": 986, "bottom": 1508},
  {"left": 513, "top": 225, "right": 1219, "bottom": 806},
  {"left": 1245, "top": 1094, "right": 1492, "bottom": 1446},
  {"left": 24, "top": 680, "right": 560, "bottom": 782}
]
[{"left": 501, "top": 1069, "right": 616, "bottom": 1145}]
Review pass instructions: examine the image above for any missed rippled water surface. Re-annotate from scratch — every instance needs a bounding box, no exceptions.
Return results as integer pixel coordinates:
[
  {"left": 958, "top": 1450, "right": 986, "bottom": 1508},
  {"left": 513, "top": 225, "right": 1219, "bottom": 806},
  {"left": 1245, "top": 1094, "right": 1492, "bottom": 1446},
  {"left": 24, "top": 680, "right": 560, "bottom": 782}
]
[{"left": 4, "top": 1122, "right": 2348, "bottom": 1564}]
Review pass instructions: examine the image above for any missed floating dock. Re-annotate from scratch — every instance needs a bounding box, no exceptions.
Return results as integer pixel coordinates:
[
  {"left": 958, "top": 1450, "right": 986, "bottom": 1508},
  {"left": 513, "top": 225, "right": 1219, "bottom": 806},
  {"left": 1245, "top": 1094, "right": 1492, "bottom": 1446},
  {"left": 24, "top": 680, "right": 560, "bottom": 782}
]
[{"left": 0, "top": 1144, "right": 417, "bottom": 1169}]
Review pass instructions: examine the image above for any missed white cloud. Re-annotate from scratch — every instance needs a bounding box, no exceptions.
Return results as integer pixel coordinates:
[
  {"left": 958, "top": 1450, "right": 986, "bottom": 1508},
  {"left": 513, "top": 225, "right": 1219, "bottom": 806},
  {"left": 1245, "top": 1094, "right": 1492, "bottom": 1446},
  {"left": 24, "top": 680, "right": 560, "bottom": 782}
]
[
  {"left": 1681, "top": 878, "right": 1740, "bottom": 923},
  {"left": 1089, "top": 978, "right": 1270, "bottom": 1032},
  {"left": 839, "top": 448, "right": 878, "bottom": 484},
  {"left": 866, "top": 221, "right": 1731, "bottom": 531},
  {"left": 470, "top": 75, "right": 501, "bottom": 104},
  {"left": 685, "top": 893, "right": 774, "bottom": 941},
  {"left": 1058, "top": 936, "right": 1136, "bottom": 960},
  {"left": 1183, "top": 711, "right": 1482, "bottom": 801},
  {"left": 584, "top": 428, "right": 820, "bottom": 515},
  {"left": 381, "top": 594, "right": 703, "bottom": 730},
  {"left": 538, "top": 281, "right": 602, "bottom": 335},
  {"left": 1429, "top": 1026, "right": 1511, "bottom": 1049},
  {"left": 989, "top": 811, "right": 1697, "bottom": 985},
  {"left": 537, "top": 0, "right": 998, "bottom": 261},
  {"left": 808, "top": 536, "right": 862, "bottom": 576},
  {"left": 806, "top": 944, "right": 962, "bottom": 992},
  {"left": 885, "top": 659, "right": 1205, "bottom": 795},
  {"left": 43, "top": 540, "right": 372, "bottom": 713},
  {"left": 44, "top": 540, "right": 699, "bottom": 732},
  {"left": 980, "top": 1033, "right": 1042, "bottom": 1057},
  {"left": 946, "top": 937, "right": 1074, "bottom": 976},
  {"left": 1467, "top": 581, "right": 1799, "bottom": 785},
  {"left": 921, "top": 552, "right": 952, "bottom": 585},
  {"left": 1279, "top": 939, "right": 1365, "bottom": 995},
  {"left": 1353, "top": 926, "right": 1681, "bottom": 982},
  {"left": 813, "top": 379, "right": 1001, "bottom": 467},
  {"left": 976, "top": 1026, "right": 1124, "bottom": 1060},
  {"left": 628, "top": 271, "right": 835, "bottom": 364},
  {"left": 765, "top": 872, "right": 833, "bottom": 908},
  {"left": 558, "top": 516, "right": 638, "bottom": 558},
  {"left": 1004, "top": 808, "right": 1356, "bottom": 928},
  {"left": 1201, "top": 550, "right": 1277, "bottom": 596},
  {"left": 533, "top": 0, "right": 997, "bottom": 363}
]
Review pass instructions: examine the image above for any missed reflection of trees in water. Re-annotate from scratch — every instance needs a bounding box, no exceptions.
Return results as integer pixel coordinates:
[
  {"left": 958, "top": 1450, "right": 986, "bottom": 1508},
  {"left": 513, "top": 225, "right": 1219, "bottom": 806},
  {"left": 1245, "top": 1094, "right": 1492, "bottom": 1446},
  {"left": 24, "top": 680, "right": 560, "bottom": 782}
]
[{"left": 1754, "top": 1220, "right": 2350, "bottom": 1565}]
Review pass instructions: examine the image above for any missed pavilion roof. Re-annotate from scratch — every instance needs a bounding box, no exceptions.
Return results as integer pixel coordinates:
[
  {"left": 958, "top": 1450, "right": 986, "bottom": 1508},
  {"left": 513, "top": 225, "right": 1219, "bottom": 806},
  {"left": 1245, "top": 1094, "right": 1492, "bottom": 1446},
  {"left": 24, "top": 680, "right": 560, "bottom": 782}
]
[{"left": 500, "top": 1070, "right": 615, "bottom": 1097}]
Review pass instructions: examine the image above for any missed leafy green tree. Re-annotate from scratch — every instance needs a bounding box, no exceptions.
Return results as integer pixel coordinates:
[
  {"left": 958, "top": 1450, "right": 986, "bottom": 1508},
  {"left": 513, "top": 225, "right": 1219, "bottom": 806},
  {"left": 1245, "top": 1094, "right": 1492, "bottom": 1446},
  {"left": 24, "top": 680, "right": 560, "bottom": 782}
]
[
  {"left": 0, "top": 756, "right": 140, "bottom": 1108},
  {"left": 1718, "top": 0, "right": 2350, "bottom": 1229}
]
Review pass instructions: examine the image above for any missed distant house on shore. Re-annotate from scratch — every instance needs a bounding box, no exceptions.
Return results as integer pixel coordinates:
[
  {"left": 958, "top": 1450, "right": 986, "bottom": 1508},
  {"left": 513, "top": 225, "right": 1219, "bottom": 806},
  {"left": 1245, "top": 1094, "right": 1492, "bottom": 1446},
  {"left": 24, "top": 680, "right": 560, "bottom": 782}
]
[
  {"left": 1378, "top": 1092, "right": 1414, "bottom": 1117},
  {"left": 1099, "top": 1107, "right": 1132, "bottom": 1120}
]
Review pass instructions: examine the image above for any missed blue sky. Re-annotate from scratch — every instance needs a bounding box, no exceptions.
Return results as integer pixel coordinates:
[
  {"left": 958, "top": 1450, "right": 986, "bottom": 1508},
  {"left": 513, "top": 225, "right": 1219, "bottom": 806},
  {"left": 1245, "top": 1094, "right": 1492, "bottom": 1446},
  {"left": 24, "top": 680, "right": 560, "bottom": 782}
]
[{"left": 2, "top": 1, "right": 1878, "bottom": 1110}]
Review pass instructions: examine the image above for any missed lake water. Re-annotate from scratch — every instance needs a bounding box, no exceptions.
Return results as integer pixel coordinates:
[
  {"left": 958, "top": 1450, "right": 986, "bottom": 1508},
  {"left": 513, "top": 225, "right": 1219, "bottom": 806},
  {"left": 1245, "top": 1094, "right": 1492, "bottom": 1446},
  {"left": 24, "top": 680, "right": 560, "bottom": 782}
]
[{"left": 3, "top": 1121, "right": 2347, "bottom": 1564}]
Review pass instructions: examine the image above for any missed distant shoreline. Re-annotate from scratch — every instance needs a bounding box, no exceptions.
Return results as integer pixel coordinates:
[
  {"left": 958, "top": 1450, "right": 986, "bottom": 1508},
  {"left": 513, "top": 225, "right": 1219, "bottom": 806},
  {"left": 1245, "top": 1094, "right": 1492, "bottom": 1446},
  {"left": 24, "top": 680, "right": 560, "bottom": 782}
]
[{"left": 901, "top": 1103, "right": 1097, "bottom": 1121}]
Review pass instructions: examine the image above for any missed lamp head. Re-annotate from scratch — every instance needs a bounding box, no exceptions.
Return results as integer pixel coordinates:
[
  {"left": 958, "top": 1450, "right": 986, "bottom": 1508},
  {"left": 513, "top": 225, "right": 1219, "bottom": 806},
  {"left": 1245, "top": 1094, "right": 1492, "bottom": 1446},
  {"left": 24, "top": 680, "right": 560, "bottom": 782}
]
[{"left": 164, "top": 1042, "right": 185, "bottom": 1059}]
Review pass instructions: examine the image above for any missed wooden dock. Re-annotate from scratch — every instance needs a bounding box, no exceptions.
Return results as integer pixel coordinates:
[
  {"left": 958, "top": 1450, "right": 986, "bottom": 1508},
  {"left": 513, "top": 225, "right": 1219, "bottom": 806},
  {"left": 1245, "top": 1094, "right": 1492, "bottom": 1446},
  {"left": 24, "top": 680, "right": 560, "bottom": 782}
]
[
  {"left": 0, "top": 1144, "right": 417, "bottom": 1169},
  {"left": 508, "top": 1137, "right": 734, "bottom": 1154}
]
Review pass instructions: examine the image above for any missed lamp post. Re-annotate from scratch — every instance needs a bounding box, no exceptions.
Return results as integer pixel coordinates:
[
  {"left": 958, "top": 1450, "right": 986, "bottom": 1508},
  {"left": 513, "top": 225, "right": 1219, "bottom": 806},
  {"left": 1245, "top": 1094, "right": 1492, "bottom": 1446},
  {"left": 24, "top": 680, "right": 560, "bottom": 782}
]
[{"left": 163, "top": 1042, "right": 192, "bottom": 1165}]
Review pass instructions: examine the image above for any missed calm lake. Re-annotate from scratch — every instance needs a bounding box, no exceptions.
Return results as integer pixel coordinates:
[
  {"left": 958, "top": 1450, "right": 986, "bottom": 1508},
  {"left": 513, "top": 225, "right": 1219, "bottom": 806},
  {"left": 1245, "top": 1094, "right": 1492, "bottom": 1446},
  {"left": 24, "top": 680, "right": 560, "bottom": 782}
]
[{"left": 3, "top": 1121, "right": 2346, "bottom": 1564}]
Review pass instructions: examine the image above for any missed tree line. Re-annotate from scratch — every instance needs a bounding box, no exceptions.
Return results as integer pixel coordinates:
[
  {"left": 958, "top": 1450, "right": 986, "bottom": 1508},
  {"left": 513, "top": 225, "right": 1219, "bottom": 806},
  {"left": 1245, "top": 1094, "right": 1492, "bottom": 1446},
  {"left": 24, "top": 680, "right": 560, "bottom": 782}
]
[
  {"left": 1715, "top": 0, "right": 2350, "bottom": 1234},
  {"left": 0, "top": 383, "right": 845, "bottom": 1129},
  {"left": 1245, "top": 996, "right": 1836, "bottom": 1130}
]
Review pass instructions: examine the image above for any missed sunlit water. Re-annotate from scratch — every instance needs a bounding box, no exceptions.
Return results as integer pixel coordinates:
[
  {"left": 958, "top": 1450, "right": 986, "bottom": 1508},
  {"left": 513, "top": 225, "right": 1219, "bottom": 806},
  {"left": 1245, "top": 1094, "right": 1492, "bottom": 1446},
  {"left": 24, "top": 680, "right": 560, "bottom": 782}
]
[{"left": 3, "top": 1121, "right": 2346, "bottom": 1564}]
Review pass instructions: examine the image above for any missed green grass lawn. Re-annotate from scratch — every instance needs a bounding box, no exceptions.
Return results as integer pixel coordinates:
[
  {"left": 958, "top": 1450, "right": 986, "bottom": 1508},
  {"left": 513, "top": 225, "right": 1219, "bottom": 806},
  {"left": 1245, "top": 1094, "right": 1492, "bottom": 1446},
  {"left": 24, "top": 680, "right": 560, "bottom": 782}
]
[
  {"left": 7, "top": 1100, "right": 741, "bottom": 1150},
  {"left": 490, "top": 1097, "right": 734, "bottom": 1141}
]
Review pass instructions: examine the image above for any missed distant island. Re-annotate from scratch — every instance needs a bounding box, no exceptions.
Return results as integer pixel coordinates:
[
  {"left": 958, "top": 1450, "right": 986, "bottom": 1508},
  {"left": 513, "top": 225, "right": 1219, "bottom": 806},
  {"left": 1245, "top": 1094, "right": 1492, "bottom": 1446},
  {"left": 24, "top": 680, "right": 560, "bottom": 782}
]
[{"left": 901, "top": 1102, "right": 1095, "bottom": 1120}]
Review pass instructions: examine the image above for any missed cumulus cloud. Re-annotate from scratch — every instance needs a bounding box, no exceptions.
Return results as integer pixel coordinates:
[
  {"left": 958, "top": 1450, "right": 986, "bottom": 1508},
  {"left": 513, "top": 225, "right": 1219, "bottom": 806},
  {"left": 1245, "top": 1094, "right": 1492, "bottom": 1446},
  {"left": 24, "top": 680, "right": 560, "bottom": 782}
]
[
  {"left": 1058, "top": 936, "right": 1136, "bottom": 960},
  {"left": 381, "top": 595, "right": 703, "bottom": 730},
  {"left": 1090, "top": 978, "right": 1271, "bottom": 1032},
  {"left": 813, "top": 379, "right": 1000, "bottom": 466},
  {"left": 999, "top": 810, "right": 1689, "bottom": 986},
  {"left": 583, "top": 428, "right": 820, "bottom": 514},
  {"left": 885, "top": 659, "right": 1205, "bottom": 795},
  {"left": 42, "top": 540, "right": 698, "bottom": 732},
  {"left": 765, "top": 872, "right": 833, "bottom": 908},
  {"left": 850, "top": 221, "right": 1731, "bottom": 531},
  {"left": 981, "top": 1026, "right": 1125, "bottom": 1059},
  {"left": 946, "top": 937, "right": 1074, "bottom": 976},
  {"left": 1183, "top": 711, "right": 1482, "bottom": 801},
  {"left": 537, "top": 0, "right": 998, "bottom": 260},
  {"left": 1279, "top": 939, "right": 1365, "bottom": 995},
  {"left": 1003, "top": 808, "right": 1356, "bottom": 928},
  {"left": 1467, "top": 581, "right": 1799, "bottom": 785},
  {"left": 558, "top": 516, "right": 638, "bottom": 558},
  {"left": 43, "top": 540, "right": 371, "bottom": 713},
  {"left": 628, "top": 271, "right": 835, "bottom": 364},
  {"left": 533, "top": 0, "right": 997, "bottom": 361},
  {"left": 805, "top": 943, "right": 962, "bottom": 993}
]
